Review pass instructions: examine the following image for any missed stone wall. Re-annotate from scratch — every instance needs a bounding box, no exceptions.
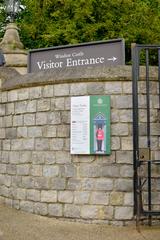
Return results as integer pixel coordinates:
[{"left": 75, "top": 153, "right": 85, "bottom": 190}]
[{"left": 0, "top": 66, "right": 159, "bottom": 225}]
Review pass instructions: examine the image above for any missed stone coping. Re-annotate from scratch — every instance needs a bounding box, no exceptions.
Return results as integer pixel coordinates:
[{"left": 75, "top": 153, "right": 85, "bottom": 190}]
[{"left": 0, "top": 65, "right": 158, "bottom": 91}]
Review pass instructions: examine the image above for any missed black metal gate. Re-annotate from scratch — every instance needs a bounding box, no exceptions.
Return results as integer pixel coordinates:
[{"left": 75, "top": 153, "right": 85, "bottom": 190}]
[{"left": 132, "top": 44, "right": 160, "bottom": 227}]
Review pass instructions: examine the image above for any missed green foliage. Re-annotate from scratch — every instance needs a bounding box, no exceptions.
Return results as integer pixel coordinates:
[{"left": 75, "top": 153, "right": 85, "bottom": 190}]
[{"left": 1, "top": 0, "right": 160, "bottom": 63}]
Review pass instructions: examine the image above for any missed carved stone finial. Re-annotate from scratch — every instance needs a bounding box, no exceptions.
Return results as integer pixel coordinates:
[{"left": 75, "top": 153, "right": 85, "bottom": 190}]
[{"left": 0, "top": 23, "right": 24, "bottom": 51}]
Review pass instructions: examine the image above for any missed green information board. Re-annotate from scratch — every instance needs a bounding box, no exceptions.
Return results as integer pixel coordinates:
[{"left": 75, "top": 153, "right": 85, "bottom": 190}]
[{"left": 71, "top": 96, "right": 111, "bottom": 155}]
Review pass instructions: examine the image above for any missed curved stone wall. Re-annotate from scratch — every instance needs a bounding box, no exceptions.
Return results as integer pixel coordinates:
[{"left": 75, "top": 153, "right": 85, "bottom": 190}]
[{"left": 0, "top": 66, "right": 159, "bottom": 225}]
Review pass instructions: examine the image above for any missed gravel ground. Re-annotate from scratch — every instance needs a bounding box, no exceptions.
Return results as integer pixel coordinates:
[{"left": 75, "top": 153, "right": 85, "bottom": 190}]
[{"left": 0, "top": 205, "right": 159, "bottom": 240}]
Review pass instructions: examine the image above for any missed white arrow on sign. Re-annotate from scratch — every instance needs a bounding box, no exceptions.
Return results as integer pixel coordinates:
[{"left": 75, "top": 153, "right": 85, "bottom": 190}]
[{"left": 107, "top": 56, "right": 117, "bottom": 62}]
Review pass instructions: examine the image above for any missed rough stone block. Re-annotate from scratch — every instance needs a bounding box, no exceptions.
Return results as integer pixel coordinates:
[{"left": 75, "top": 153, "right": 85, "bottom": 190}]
[
  {"left": 20, "top": 200, "right": 33, "bottom": 213},
  {"left": 26, "top": 189, "right": 40, "bottom": 201},
  {"left": 8, "top": 90, "right": 18, "bottom": 102},
  {"left": 9, "top": 151, "right": 20, "bottom": 164},
  {"left": 50, "top": 178, "right": 66, "bottom": 190},
  {"left": 122, "top": 82, "right": 132, "bottom": 94},
  {"left": 32, "top": 152, "right": 45, "bottom": 165},
  {"left": 54, "top": 84, "right": 69, "bottom": 96},
  {"left": 112, "top": 95, "right": 132, "bottom": 109},
  {"left": 119, "top": 110, "right": 132, "bottom": 122},
  {"left": 48, "top": 112, "right": 61, "bottom": 125},
  {"left": 55, "top": 152, "right": 71, "bottom": 164},
  {"left": 103, "top": 206, "right": 114, "bottom": 220},
  {"left": 22, "top": 176, "right": 35, "bottom": 189},
  {"left": 111, "top": 137, "right": 120, "bottom": 150},
  {"left": 15, "top": 101, "right": 27, "bottom": 114},
  {"left": 61, "top": 111, "right": 70, "bottom": 124},
  {"left": 37, "top": 99, "right": 50, "bottom": 112},
  {"left": 0, "top": 128, "right": 5, "bottom": 139},
  {"left": 4, "top": 116, "right": 12, "bottom": 127},
  {"left": 64, "top": 204, "right": 81, "bottom": 218},
  {"left": 22, "top": 139, "right": 34, "bottom": 150},
  {"left": 58, "top": 191, "right": 73, "bottom": 203},
  {"left": 29, "top": 87, "right": 42, "bottom": 99},
  {"left": 64, "top": 138, "right": 70, "bottom": 151},
  {"left": 26, "top": 100, "right": 37, "bottom": 113},
  {"left": 124, "top": 192, "right": 134, "bottom": 206},
  {"left": 105, "top": 82, "right": 122, "bottom": 94},
  {"left": 36, "top": 112, "right": 48, "bottom": 125},
  {"left": 5, "top": 128, "right": 16, "bottom": 139},
  {"left": 41, "top": 190, "right": 57, "bottom": 202},
  {"left": 90, "top": 192, "right": 109, "bottom": 205},
  {"left": 0, "top": 185, "right": 9, "bottom": 197},
  {"left": 48, "top": 204, "right": 63, "bottom": 217},
  {"left": 17, "top": 164, "right": 30, "bottom": 176},
  {"left": 81, "top": 205, "right": 99, "bottom": 219},
  {"left": 34, "top": 177, "right": 50, "bottom": 190},
  {"left": 6, "top": 103, "right": 14, "bottom": 115},
  {"left": 43, "top": 85, "right": 54, "bottom": 98},
  {"left": 87, "top": 83, "right": 104, "bottom": 94},
  {"left": 34, "top": 202, "right": 48, "bottom": 215},
  {"left": 115, "top": 206, "right": 133, "bottom": 220},
  {"left": 50, "top": 139, "right": 64, "bottom": 151},
  {"left": 24, "top": 114, "right": 35, "bottom": 126},
  {"left": 2, "top": 140, "right": 11, "bottom": 151},
  {"left": 1, "top": 92, "right": 7, "bottom": 103},
  {"left": 74, "top": 191, "right": 90, "bottom": 204},
  {"left": 57, "top": 125, "right": 69, "bottom": 137},
  {"left": 35, "top": 138, "right": 49, "bottom": 150},
  {"left": 114, "top": 179, "right": 133, "bottom": 192},
  {"left": 116, "top": 151, "right": 133, "bottom": 164},
  {"left": 81, "top": 179, "right": 95, "bottom": 190},
  {"left": 12, "top": 176, "right": 22, "bottom": 188},
  {"left": 18, "top": 89, "right": 29, "bottom": 100},
  {"left": 60, "top": 164, "right": 76, "bottom": 178},
  {"left": 28, "top": 126, "right": 42, "bottom": 138},
  {"left": 16, "top": 188, "right": 26, "bottom": 200},
  {"left": 6, "top": 164, "right": 16, "bottom": 175},
  {"left": 110, "top": 192, "right": 124, "bottom": 206},
  {"left": 120, "top": 165, "right": 133, "bottom": 178},
  {"left": 111, "top": 123, "right": 129, "bottom": 136},
  {"left": 79, "top": 164, "right": 101, "bottom": 178},
  {"left": 101, "top": 165, "right": 120, "bottom": 178},
  {"left": 43, "top": 126, "right": 56, "bottom": 138},
  {"left": 65, "top": 98, "right": 70, "bottom": 110},
  {"left": 17, "top": 127, "right": 27, "bottom": 138},
  {"left": 19, "top": 151, "right": 32, "bottom": 164},
  {"left": 94, "top": 179, "right": 113, "bottom": 191},
  {"left": 43, "top": 151, "right": 56, "bottom": 165},
  {"left": 13, "top": 115, "right": 23, "bottom": 126},
  {"left": 67, "top": 178, "right": 82, "bottom": 190},
  {"left": 52, "top": 98, "right": 65, "bottom": 110},
  {"left": 43, "top": 166, "right": 59, "bottom": 177},
  {"left": 0, "top": 164, "right": 6, "bottom": 174},
  {"left": 70, "top": 83, "right": 87, "bottom": 96},
  {"left": 121, "top": 137, "right": 133, "bottom": 150},
  {"left": 31, "top": 165, "right": 42, "bottom": 176},
  {"left": 0, "top": 104, "right": 5, "bottom": 116}
]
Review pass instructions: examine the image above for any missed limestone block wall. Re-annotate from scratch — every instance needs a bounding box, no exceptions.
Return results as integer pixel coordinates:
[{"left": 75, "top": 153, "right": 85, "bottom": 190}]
[{"left": 0, "top": 66, "right": 159, "bottom": 225}]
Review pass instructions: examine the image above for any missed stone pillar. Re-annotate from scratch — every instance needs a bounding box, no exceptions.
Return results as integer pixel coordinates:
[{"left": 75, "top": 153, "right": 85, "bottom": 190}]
[{"left": 0, "top": 23, "right": 27, "bottom": 75}]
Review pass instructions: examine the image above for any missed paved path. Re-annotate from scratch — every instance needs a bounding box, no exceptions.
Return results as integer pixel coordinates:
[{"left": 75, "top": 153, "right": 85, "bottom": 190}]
[{"left": 0, "top": 205, "right": 159, "bottom": 240}]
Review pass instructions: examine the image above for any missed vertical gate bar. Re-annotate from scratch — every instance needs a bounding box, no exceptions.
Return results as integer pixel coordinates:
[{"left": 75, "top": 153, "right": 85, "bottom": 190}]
[
  {"left": 132, "top": 44, "right": 140, "bottom": 220},
  {"left": 158, "top": 48, "right": 160, "bottom": 109},
  {"left": 145, "top": 48, "right": 152, "bottom": 225}
]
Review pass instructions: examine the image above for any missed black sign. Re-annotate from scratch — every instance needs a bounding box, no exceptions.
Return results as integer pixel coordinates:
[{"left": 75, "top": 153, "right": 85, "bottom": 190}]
[{"left": 28, "top": 39, "right": 125, "bottom": 73}]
